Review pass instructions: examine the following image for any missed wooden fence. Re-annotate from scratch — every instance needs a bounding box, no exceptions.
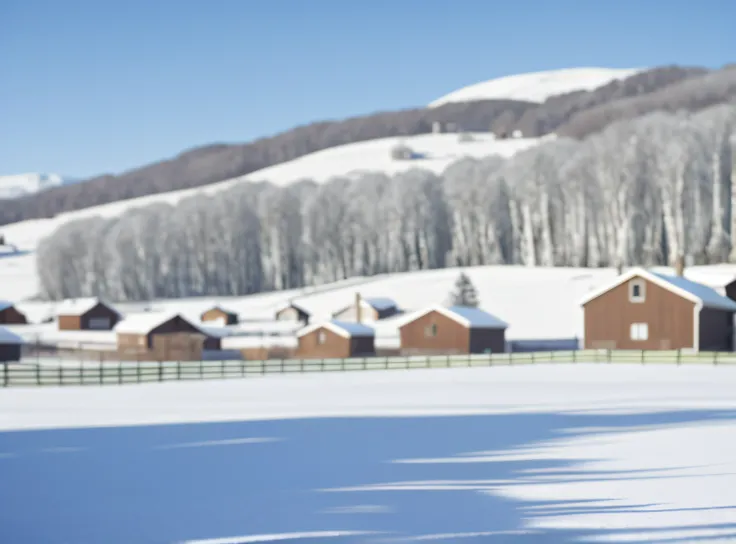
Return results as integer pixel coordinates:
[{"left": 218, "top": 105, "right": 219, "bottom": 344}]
[{"left": 3, "top": 349, "right": 736, "bottom": 387}]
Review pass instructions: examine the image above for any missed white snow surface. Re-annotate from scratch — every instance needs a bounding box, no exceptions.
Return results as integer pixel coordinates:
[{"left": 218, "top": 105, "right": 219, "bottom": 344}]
[
  {"left": 0, "top": 172, "right": 65, "bottom": 199},
  {"left": 429, "top": 67, "right": 642, "bottom": 107},
  {"left": 3, "top": 364, "right": 736, "bottom": 541}
]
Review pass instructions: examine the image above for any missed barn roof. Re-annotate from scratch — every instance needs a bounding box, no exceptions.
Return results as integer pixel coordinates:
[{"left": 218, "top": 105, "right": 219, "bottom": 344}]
[
  {"left": 114, "top": 312, "right": 203, "bottom": 335},
  {"left": 296, "top": 320, "right": 375, "bottom": 339},
  {"left": 363, "top": 297, "right": 398, "bottom": 311},
  {"left": 397, "top": 305, "right": 508, "bottom": 330},
  {"left": 56, "top": 297, "right": 119, "bottom": 317},
  {"left": 0, "top": 300, "right": 13, "bottom": 312},
  {"left": 0, "top": 326, "right": 24, "bottom": 345},
  {"left": 580, "top": 268, "right": 736, "bottom": 312}
]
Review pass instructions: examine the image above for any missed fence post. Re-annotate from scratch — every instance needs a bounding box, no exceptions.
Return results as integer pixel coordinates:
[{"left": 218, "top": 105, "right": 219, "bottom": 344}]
[
  {"left": 221, "top": 359, "right": 225, "bottom": 378},
  {"left": 58, "top": 365, "right": 63, "bottom": 386},
  {"left": 240, "top": 359, "right": 245, "bottom": 377},
  {"left": 79, "top": 359, "right": 84, "bottom": 385},
  {"left": 36, "top": 364, "right": 41, "bottom": 386},
  {"left": 363, "top": 357, "right": 367, "bottom": 371},
  {"left": 607, "top": 349, "right": 612, "bottom": 363},
  {"left": 677, "top": 348, "right": 681, "bottom": 365},
  {"left": 714, "top": 351, "right": 719, "bottom": 365},
  {"left": 641, "top": 350, "right": 645, "bottom": 364},
  {"left": 3, "top": 363, "right": 8, "bottom": 387},
  {"left": 118, "top": 361, "right": 123, "bottom": 384},
  {"left": 177, "top": 360, "right": 181, "bottom": 380},
  {"left": 199, "top": 360, "right": 203, "bottom": 380},
  {"left": 531, "top": 351, "right": 535, "bottom": 364},
  {"left": 159, "top": 360, "right": 164, "bottom": 382},
  {"left": 572, "top": 349, "right": 576, "bottom": 363}
]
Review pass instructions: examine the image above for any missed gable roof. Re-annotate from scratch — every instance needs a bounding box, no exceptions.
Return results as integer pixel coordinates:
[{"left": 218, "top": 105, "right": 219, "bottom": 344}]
[
  {"left": 0, "top": 325, "right": 24, "bottom": 345},
  {"left": 275, "top": 300, "right": 310, "bottom": 315},
  {"left": 0, "top": 300, "right": 14, "bottom": 312},
  {"left": 296, "top": 319, "right": 375, "bottom": 339},
  {"left": 398, "top": 305, "right": 508, "bottom": 330},
  {"left": 363, "top": 297, "right": 398, "bottom": 311},
  {"left": 580, "top": 267, "right": 736, "bottom": 312},
  {"left": 114, "top": 312, "right": 204, "bottom": 335},
  {"left": 201, "top": 304, "right": 238, "bottom": 316},
  {"left": 56, "top": 297, "right": 120, "bottom": 317}
]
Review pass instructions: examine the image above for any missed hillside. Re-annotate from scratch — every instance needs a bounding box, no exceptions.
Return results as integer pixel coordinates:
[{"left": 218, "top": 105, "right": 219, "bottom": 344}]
[
  {"left": 0, "top": 65, "right": 711, "bottom": 226},
  {"left": 428, "top": 67, "right": 641, "bottom": 106}
]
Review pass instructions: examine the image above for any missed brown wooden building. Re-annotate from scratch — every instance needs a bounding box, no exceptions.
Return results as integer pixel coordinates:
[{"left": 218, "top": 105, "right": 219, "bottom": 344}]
[
  {"left": 332, "top": 296, "right": 400, "bottom": 322},
  {"left": 581, "top": 268, "right": 736, "bottom": 351},
  {"left": 0, "top": 326, "right": 23, "bottom": 362},
  {"left": 56, "top": 298, "right": 121, "bottom": 331},
  {"left": 115, "top": 312, "right": 222, "bottom": 360},
  {"left": 275, "top": 301, "right": 311, "bottom": 325},
  {"left": 296, "top": 320, "right": 375, "bottom": 359},
  {"left": 399, "top": 305, "right": 508, "bottom": 355},
  {"left": 201, "top": 305, "right": 239, "bottom": 325},
  {"left": 0, "top": 302, "right": 27, "bottom": 325}
]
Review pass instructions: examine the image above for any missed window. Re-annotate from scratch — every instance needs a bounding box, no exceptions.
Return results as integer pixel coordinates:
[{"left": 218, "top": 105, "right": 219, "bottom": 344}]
[
  {"left": 424, "top": 323, "right": 437, "bottom": 338},
  {"left": 317, "top": 331, "right": 326, "bottom": 345},
  {"left": 630, "top": 323, "right": 649, "bottom": 341},
  {"left": 629, "top": 279, "right": 645, "bottom": 302}
]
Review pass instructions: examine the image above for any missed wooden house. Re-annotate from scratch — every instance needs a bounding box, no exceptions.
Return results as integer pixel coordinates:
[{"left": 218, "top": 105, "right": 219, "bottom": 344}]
[
  {"left": 275, "top": 301, "right": 311, "bottom": 325},
  {"left": 0, "top": 301, "right": 27, "bottom": 325},
  {"left": 332, "top": 295, "right": 399, "bottom": 322},
  {"left": 581, "top": 268, "right": 736, "bottom": 351},
  {"left": 200, "top": 305, "right": 239, "bottom": 326},
  {"left": 398, "top": 305, "right": 508, "bottom": 355},
  {"left": 56, "top": 298, "right": 121, "bottom": 331},
  {"left": 296, "top": 320, "right": 375, "bottom": 359},
  {"left": 114, "top": 312, "right": 222, "bottom": 360},
  {"left": 0, "top": 326, "right": 23, "bottom": 362}
]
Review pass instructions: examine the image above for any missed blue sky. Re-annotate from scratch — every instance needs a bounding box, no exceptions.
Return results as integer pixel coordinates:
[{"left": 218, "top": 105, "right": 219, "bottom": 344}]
[{"left": 1, "top": 0, "right": 733, "bottom": 179}]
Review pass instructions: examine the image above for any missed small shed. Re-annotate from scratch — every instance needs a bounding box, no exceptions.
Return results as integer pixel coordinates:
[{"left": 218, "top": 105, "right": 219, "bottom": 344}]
[
  {"left": 581, "top": 268, "right": 736, "bottom": 351},
  {"left": 56, "top": 298, "right": 121, "bottom": 331},
  {"left": 399, "top": 305, "right": 508, "bottom": 355},
  {"left": 0, "top": 326, "right": 23, "bottom": 362},
  {"left": 275, "top": 301, "right": 311, "bottom": 325},
  {"left": 0, "top": 301, "right": 27, "bottom": 325},
  {"left": 296, "top": 320, "right": 375, "bottom": 359},
  {"left": 115, "top": 312, "right": 221, "bottom": 360},
  {"left": 332, "top": 296, "right": 399, "bottom": 322},
  {"left": 201, "top": 305, "right": 239, "bottom": 326}
]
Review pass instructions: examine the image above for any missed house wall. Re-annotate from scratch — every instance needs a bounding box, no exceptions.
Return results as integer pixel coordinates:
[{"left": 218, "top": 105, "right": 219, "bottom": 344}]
[
  {"left": 297, "top": 327, "right": 352, "bottom": 359},
  {"left": 202, "top": 308, "right": 238, "bottom": 325},
  {"left": 469, "top": 328, "right": 506, "bottom": 354},
  {"left": 276, "top": 307, "right": 309, "bottom": 324},
  {"left": 583, "top": 276, "right": 695, "bottom": 350},
  {"left": 350, "top": 336, "right": 376, "bottom": 356},
  {"left": 698, "top": 308, "right": 734, "bottom": 351},
  {"left": 80, "top": 304, "right": 120, "bottom": 330},
  {"left": 58, "top": 315, "right": 82, "bottom": 331},
  {"left": 0, "top": 344, "right": 21, "bottom": 362},
  {"left": 725, "top": 281, "right": 736, "bottom": 302},
  {"left": 0, "top": 306, "right": 27, "bottom": 325},
  {"left": 399, "top": 310, "right": 470, "bottom": 355}
]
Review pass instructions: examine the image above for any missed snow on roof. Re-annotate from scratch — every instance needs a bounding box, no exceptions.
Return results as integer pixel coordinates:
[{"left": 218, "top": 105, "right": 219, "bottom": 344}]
[
  {"left": 202, "top": 304, "right": 238, "bottom": 316},
  {"left": 0, "top": 325, "right": 24, "bottom": 344},
  {"left": 56, "top": 297, "right": 118, "bottom": 317},
  {"left": 581, "top": 268, "right": 736, "bottom": 312},
  {"left": 445, "top": 306, "right": 509, "bottom": 328},
  {"left": 297, "top": 320, "right": 375, "bottom": 339},
  {"left": 429, "top": 67, "right": 642, "bottom": 107},
  {"left": 114, "top": 312, "right": 202, "bottom": 335},
  {"left": 363, "top": 297, "right": 398, "bottom": 311}
]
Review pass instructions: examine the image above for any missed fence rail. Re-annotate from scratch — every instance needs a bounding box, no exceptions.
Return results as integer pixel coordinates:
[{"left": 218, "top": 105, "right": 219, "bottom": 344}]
[{"left": 2, "top": 349, "right": 736, "bottom": 388}]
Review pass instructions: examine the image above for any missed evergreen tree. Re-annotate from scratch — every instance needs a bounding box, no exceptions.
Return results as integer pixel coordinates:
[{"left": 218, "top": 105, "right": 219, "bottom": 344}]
[{"left": 449, "top": 272, "right": 479, "bottom": 307}]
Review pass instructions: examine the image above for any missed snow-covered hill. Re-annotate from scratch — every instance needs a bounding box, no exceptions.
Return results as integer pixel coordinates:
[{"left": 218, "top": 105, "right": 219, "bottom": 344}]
[
  {"left": 429, "top": 67, "right": 642, "bottom": 107},
  {"left": 0, "top": 173, "right": 65, "bottom": 199},
  {"left": 0, "top": 132, "right": 544, "bottom": 259}
]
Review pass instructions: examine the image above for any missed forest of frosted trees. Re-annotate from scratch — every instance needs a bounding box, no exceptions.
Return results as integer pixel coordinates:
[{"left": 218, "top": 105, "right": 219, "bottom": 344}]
[{"left": 37, "top": 104, "right": 736, "bottom": 302}]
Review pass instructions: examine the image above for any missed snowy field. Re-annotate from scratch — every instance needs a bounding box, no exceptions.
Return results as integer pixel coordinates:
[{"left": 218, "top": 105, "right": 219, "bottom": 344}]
[
  {"left": 428, "top": 67, "right": 641, "bottom": 107},
  {"left": 2, "top": 364, "right": 736, "bottom": 543}
]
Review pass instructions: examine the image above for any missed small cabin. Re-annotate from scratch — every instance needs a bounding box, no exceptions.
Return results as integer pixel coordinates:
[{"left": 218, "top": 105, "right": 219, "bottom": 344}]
[
  {"left": 115, "top": 312, "right": 221, "bottom": 360},
  {"left": 56, "top": 298, "right": 121, "bottom": 331},
  {"left": 399, "top": 305, "right": 508, "bottom": 355},
  {"left": 275, "top": 302, "right": 311, "bottom": 325},
  {"left": 201, "top": 305, "right": 239, "bottom": 326},
  {"left": 332, "top": 297, "right": 399, "bottom": 322},
  {"left": 581, "top": 268, "right": 736, "bottom": 351},
  {"left": 296, "top": 320, "right": 375, "bottom": 359},
  {"left": 0, "top": 301, "right": 27, "bottom": 325}
]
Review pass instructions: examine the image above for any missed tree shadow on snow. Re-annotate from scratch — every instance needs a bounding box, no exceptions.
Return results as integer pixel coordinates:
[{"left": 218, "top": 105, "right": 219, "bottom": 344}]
[{"left": 1, "top": 409, "right": 736, "bottom": 543}]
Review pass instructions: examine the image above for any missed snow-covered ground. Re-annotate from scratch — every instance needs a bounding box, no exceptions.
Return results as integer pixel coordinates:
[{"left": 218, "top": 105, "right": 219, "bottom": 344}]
[
  {"left": 2, "top": 364, "right": 736, "bottom": 542},
  {"left": 429, "top": 67, "right": 642, "bottom": 107},
  {"left": 0, "top": 172, "right": 66, "bottom": 199}
]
